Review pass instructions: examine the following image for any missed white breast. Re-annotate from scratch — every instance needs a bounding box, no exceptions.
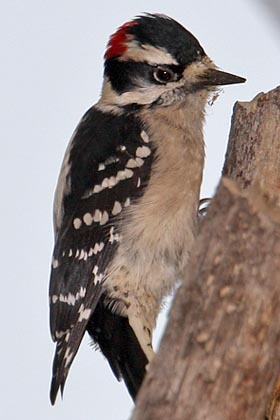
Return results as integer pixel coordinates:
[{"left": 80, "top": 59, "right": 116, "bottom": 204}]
[{"left": 106, "top": 92, "right": 207, "bottom": 328}]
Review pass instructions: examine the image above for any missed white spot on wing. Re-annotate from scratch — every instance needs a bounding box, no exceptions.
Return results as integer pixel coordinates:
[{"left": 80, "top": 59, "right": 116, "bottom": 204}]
[
  {"left": 141, "top": 130, "right": 150, "bottom": 143},
  {"left": 55, "top": 330, "right": 66, "bottom": 339},
  {"left": 92, "top": 242, "right": 105, "bottom": 255},
  {"left": 52, "top": 295, "right": 58, "bottom": 304},
  {"left": 78, "top": 304, "right": 92, "bottom": 322},
  {"left": 137, "top": 177, "right": 141, "bottom": 188},
  {"left": 118, "top": 145, "right": 126, "bottom": 152},
  {"left": 124, "top": 168, "right": 134, "bottom": 178},
  {"left": 83, "top": 166, "right": 134, "bottom": 199},
  {"left": 79, "top": 249, "right": 85, "bottom": 260},
  {"left": 105, "top": 156, "right": 119, "bottom": 165},
  {"left": 99, "top": 242, "right": 105, "bottom": 252},
  {"left": 93, "top": 184, "right": 102, "bottom": 193},
  {"left": 92, "top": 265, "right": 99, "bottom": 275},
  {"left": 101, "top": 178, "right": 109, "bottom": 189},
  {"left": 54, "top": 329, "right": 71, "bottom": 342},
  {"left": 59, "top": 293, "right": 73, "bottom": 305},
  {"left": 73, "top": 218, "right": 82, "bottom": 230},
  {"left": 64, "top": 347, "right": 74, "bottom": 367},
  {"left": 136, "top": 146, "right": 151, "bottom": 158},
  {"left": 124, "top": 197, "right": 131, "bottom": 207},
  {"left": 98, "top": 163, "right": 105, "bottom": 171},
  {"left": 79, "top": 287, "right": 86, "bottom": 298},
  {"left": 112, "top": 201, "right": 122, "bottom": 216},
  {"left": 100, "top": 211, "right": 109, "bottom": 225},
  {"left": 116, "top": 170, "right": 126, "bottom": 182},
  {"left": 93, "top": 209, "right": 102, "bottom": 222},
  {"left": 52, "top": 259, "right": 59, "bottom": 269},
  {"left": 69, "top": 249, "right": 73, "bottom": 257},
  {"left": 94, "top": 273, "right": 104, "bottom": 284},
  {"left": 136, "top": 157, "right": 144, "bottom": 166},
  {"left": 109, "top": 226, "right": 121, "bottom": 243},
  {"left": 108, "top": 176, "right": 117, "bottom": 188},
  {"left": 126, "top": 158, "right": 144, "bottom": 168},
  {"left": 83, "top": 213, "right": 93, "bottom": 226},
  {"left": 126, "top": 159, "right": 138, "bottom": 168},
  {"left": 116, "top": 169, "right": 133, "bottom": 181},
  {"left": 57, "top": 287, "right": 86, "bottom": 307}
]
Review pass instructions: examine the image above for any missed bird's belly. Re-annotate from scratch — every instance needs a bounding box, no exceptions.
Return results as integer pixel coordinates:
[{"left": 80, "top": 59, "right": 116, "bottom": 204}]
[{"left": 105, "top": 199, "right": 197, "bottom": 330}]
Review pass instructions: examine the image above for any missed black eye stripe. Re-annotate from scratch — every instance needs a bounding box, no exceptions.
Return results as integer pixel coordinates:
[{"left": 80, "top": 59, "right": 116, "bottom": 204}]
[{"left": 105, "top": 59, "right": 184, "bottom": 93}]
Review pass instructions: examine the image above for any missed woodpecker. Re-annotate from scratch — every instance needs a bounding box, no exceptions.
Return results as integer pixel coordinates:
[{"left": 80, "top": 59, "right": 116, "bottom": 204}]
[{"left": 49, "top": 13, "right": 245, "bottom": 404}]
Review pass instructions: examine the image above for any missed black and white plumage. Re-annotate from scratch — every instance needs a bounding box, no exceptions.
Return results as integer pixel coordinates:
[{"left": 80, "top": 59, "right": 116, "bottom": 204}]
[
  {"left": 49, "top": 13, "right": 245, "bottom": 404},
  {"left": 50, "top": 110, "right": 153, "bottom": 401}
]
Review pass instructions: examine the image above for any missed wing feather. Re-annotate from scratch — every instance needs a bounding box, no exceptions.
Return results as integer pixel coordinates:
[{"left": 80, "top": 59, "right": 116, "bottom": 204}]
[{"left": 49, "top": 106, "right": 153, "bottom": 403}]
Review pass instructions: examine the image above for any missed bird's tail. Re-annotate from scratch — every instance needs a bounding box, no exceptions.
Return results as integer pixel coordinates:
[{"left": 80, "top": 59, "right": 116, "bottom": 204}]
[
  {"left": 50, "top": 284, "right": 104, "bottom": 404},
  {"left": 87, "top": 302, "right": 149, "bottom": 400},
  {"left": 50, "top": 319, "right": 89, "bottom": 404}
]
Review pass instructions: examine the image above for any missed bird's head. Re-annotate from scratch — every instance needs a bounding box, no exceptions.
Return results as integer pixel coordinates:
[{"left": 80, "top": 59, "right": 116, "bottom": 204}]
[{"left": 99, "top": 14, "right": 245, "bottom": 109}]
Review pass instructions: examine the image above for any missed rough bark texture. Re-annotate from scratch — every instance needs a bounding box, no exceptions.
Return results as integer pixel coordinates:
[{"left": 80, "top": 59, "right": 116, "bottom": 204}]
[
  {"left": 131, "top": 86, "right": 280, "bottom": 420},
  {"left": 223, "top": 87, "right": 280, "bottom": 201}
]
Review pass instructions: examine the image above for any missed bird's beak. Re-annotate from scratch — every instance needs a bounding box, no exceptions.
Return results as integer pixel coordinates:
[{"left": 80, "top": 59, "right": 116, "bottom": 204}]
[{"left": 200, "top": 68, "right": 246, "bottom": 86}]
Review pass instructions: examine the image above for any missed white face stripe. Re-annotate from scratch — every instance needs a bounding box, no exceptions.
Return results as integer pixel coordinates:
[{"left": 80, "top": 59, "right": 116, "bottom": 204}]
[
  {"left": 98, "top": 56, "right": 215, "bottom": 109},
  {"left": 119, "top": 42, "right": 178, "bottom": 66},
  {"left": 99, "top": 78, "right": 183, "bottom": 107}
]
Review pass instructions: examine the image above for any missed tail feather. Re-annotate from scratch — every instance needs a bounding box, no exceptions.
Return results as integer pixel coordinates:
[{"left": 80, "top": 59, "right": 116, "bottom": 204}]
[
  {"left": 87, "top": 302, "right": 148, "bottom": 400},
  {"left": 50, "top": 284, "right": 104, "bottom": 404},
  {"left": 50, "top": 321, "right": 88, "bottom": 405}
]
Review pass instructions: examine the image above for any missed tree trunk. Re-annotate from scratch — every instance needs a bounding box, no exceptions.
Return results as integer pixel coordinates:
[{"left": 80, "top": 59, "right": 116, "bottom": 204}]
[{"left": 131, "top": 86, "right": 280, "bottom": 420}]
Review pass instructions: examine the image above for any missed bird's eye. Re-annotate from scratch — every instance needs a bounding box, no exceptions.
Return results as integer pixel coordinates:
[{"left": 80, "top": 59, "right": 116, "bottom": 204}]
[{"left": 153, "top": 67, "right": 176, "bottom": 84}]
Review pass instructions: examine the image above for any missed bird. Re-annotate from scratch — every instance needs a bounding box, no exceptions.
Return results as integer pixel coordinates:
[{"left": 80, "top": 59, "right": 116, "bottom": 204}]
[{"left": 49, "top": 13, "right": 245, "bottom": 404}]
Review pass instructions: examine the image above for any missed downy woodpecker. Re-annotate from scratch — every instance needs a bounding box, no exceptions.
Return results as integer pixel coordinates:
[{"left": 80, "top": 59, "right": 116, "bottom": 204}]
[{"left": 49, "top": 13, "right": 245, "bottom": 404}]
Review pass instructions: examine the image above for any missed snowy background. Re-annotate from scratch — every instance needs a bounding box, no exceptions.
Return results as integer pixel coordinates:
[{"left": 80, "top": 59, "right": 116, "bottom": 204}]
[{"left": 1, "top": 1, "right": 279, "bottom": 419}]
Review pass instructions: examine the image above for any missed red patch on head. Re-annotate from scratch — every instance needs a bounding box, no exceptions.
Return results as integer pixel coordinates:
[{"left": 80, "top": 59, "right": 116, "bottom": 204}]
[{"left": 104, "top": 20, "right": 137, "bottom": 60}]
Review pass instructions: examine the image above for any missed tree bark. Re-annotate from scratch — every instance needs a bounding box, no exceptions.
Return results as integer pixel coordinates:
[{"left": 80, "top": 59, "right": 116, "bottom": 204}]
[
  {"left": 223, "top": 87, "right": 280, "bottom": 200},
  {"left": 131, "top": 86, "right": 280, "bottom": 420}
]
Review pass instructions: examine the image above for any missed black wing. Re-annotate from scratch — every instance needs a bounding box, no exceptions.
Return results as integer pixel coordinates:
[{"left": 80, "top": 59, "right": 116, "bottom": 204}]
[{"left": 49, "top": 106, "right": 153, "bottom": 403}]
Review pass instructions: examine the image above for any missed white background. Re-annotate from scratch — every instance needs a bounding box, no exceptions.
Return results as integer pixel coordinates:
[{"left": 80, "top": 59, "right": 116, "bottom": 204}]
[{"left": 1, "top": 1, "right": 279, "bottom": 419}]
